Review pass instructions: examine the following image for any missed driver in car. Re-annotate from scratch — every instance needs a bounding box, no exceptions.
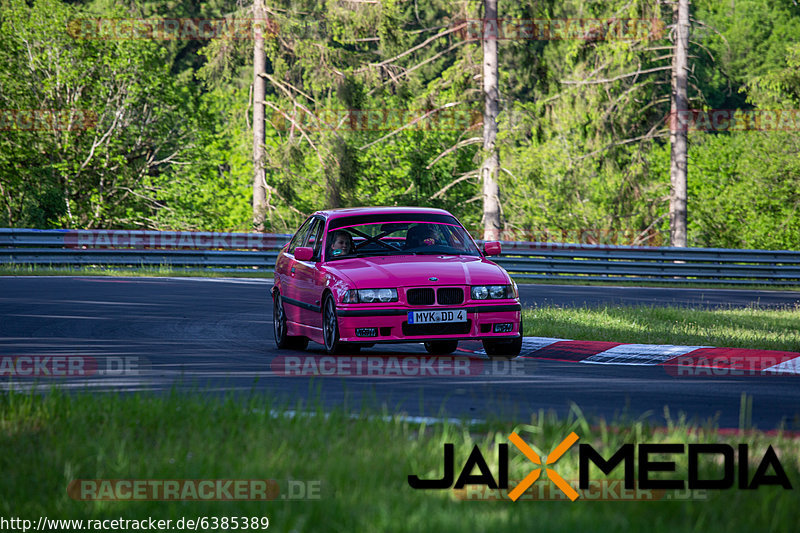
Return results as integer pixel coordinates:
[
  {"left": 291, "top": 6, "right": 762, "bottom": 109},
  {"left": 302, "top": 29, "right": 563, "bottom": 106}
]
[{"left": 328, "top": 230, "right": 354, "bottom": 257}]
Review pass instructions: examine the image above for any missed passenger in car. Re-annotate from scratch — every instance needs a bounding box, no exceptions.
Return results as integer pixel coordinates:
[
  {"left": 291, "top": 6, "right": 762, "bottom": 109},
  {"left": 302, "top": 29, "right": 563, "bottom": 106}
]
[{"left": 405, "top": 224, "right": 440, "bottom": 248}]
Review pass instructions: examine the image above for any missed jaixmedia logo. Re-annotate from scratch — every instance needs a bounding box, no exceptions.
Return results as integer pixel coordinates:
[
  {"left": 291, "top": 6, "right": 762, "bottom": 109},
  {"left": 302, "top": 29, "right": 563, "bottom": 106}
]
[{"left": 408, "top": 432, "right": 793, "bottom": 501}]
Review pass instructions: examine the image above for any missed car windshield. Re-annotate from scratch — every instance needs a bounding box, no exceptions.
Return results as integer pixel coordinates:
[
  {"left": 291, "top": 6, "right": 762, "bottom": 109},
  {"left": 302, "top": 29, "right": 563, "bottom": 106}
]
[{"left": 325, "top": 219, "right": 480, "bottom": 261}]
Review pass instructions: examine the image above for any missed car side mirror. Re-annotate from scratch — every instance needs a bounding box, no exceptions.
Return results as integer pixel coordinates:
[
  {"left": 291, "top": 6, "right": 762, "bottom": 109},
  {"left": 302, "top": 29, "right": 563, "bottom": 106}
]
[
  {"left": 483, "top": 241, "right": 502, "bottom": 256},
  {"left": 294, "top": 247, "right": 314, "bottom": 261}
]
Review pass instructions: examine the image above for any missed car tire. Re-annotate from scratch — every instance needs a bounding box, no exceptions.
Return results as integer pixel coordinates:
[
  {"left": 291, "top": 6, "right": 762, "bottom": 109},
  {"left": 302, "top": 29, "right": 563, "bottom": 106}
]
[
  {"left": 273, "top": 292, "right": 309, "bottom": 350},
  {"left": 482, "top": 322, "right": 523, "bottom": 359},
  {"left": 424, "top": 340, "right": 459, "bottom": 355},
  {"left": 322, "top": 296, "right": 361, "bottom": 355},
  {"left": 322, "top": 295, "right": 345, "bottom": 354}
]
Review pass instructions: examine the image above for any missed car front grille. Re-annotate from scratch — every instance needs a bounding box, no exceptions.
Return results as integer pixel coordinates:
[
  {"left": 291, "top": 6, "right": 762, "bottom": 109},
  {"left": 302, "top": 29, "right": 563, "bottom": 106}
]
[
  {"left": 436, "top": 287, "right": 464, "bottom": 305},
  {"left": 407, "top": 288, "right": 435, "bottom": 305},
  {"left": 402, "top": 320, "right": 472, "bottom": 336}
]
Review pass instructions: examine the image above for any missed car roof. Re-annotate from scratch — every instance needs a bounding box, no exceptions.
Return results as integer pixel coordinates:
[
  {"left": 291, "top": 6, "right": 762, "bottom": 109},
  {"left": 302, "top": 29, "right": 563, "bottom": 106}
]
[{"left": 314, "top": 206, "right": 454, "bottom": 221}]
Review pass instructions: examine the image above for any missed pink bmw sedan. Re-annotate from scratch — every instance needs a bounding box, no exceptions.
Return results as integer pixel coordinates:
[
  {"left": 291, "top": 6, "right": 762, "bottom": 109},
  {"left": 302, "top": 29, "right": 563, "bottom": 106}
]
[{"left": 272, "top": 207, "right": 522, "bottom": 358}]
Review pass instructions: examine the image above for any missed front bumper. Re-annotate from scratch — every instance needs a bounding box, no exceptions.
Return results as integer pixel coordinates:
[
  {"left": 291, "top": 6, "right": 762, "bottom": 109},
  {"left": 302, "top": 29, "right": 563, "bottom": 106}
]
[{"left": 335, "top": 303, "right": 521, "bottom": 343}]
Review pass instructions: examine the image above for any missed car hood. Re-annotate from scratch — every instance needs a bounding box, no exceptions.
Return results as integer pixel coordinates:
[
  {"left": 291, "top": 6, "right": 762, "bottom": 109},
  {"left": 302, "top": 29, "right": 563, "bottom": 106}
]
[{"left": 324, "top": 254, "right": 509, "bottom": 288}]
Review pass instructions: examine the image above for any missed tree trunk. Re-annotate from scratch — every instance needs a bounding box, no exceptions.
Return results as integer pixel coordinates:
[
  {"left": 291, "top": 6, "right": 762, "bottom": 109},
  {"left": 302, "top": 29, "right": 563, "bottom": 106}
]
[
  {"left": 252, "top": 0, "right": 267, "bottom": 231},
  {"left": 669, "top": 0, "right": 690, "bottom": 247},
  {"left": 481, "top": 0, "right": 501, "bottom": 241}
]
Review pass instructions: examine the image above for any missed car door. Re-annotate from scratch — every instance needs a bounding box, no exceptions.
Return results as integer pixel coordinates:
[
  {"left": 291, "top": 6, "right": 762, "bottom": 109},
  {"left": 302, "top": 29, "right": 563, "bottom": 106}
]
[
  {"left": 291, "top": 217, "right": 325, "bottom": 330},
  {"left": 280, "top": 217, "right": 315, "bottom": 324}
]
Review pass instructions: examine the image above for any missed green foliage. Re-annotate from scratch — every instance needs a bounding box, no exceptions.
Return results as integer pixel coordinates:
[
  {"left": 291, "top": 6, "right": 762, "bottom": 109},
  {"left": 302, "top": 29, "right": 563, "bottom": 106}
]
[
  {"left": 499, "top": 0, "right": 673, "bottom": 242},
  {"left": 0, "top": 0, "right": 224, "bottom": 228},
  {"left": 1, "top": 0, "right": 799, "bottom": 249},
  {"left": 689, "top": 131, "right": 800, "bottom": 249}
]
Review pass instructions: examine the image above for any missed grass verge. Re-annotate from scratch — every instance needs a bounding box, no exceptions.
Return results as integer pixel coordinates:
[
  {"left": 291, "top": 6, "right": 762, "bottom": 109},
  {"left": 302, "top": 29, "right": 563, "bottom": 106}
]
[
  {"left": 513, "top": 277, "right": 800, "bottom": 292},
  {"left": 1, "top": 390, "right": 798, "bottom": 532},
  {"left": 3, "top": 263, "right": 799, "bottom": 291},
  {"left": 0, "top": 264, "right": 272, "bottom": 278},
  {"left": 523, "top": 305, "right": 800, "bottom": 352}
]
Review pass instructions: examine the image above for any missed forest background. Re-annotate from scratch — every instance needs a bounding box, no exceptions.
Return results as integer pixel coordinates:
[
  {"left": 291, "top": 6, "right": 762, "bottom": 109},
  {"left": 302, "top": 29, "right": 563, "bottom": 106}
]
[{"left": 1, "top": 0, "right": 799, "bottom": 250}]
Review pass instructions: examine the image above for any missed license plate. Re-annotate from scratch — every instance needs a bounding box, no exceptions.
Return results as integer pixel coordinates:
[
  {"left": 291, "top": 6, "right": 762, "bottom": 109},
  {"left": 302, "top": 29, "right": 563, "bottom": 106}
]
[{"left": 407, "top": 309, "right": 467, "bottom": 324}]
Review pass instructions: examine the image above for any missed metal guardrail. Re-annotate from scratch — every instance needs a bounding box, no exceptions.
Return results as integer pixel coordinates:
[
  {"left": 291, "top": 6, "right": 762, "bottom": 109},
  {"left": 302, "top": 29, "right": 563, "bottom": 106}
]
[
  {"left": 492, "top": 240, "right": 800, "bottom": 285},
  {"left": 2, "top": 228, "right": 800, "bottom": 285},
  {"left": 0, "top": 229, "right": 289, "bottom": 272}
]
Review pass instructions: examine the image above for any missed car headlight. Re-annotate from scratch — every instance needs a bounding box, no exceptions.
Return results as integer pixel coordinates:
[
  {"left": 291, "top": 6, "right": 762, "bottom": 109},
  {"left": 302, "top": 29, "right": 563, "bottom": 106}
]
[
  {"left": 471, "top": 286, "right": 489, "bottom": 300},
  {"left": 343, "top": 288, "right": 398, "bottom": 303},
  {"left": 471, "top": 285, "right": 514, "bottom": 300}
]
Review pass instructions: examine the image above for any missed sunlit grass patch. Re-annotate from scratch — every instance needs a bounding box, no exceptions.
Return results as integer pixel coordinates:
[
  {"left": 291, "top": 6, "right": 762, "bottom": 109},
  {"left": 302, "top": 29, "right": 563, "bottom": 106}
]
[
  {"left": 0, "top": 263, "right": 272, "bottom": 278},
  {"left": 1, "top": 390, "right": 799, "bottom": 532},
  {"left": 522, "top": 304, "right": 800, "bottom": 351}
]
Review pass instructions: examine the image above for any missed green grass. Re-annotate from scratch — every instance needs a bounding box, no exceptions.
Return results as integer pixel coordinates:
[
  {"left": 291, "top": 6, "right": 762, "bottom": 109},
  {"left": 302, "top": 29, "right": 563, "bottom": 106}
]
[
  {"left": 0, "top": 263, "right": 272, "bottom": 278},
  {"left": 3, "top": 263, "right": 800, "bottom": 291},
  {"left": 523, "top": 305, "right": 800, "bottom": 352},
  {"left": 513, "top": 277, "right": 800, "bottom": 292},
  {"left": 1, "top": 390, "right": 799, "bottom": 532}
]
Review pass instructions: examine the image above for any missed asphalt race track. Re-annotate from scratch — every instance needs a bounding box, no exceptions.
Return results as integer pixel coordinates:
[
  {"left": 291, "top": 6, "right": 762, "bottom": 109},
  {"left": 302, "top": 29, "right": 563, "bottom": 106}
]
[{"left": 1, "top": 276, "right": 799, "bottom": 429}]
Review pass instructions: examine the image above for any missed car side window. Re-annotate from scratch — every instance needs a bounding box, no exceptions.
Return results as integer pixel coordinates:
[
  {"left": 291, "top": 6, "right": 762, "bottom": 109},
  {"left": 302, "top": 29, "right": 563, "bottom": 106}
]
[
  {"left": 288, "top": 217, "right": 314, "bottom": 254},
  {"left": 307, "top": 218, "right": 324, "bottom": 259}
]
